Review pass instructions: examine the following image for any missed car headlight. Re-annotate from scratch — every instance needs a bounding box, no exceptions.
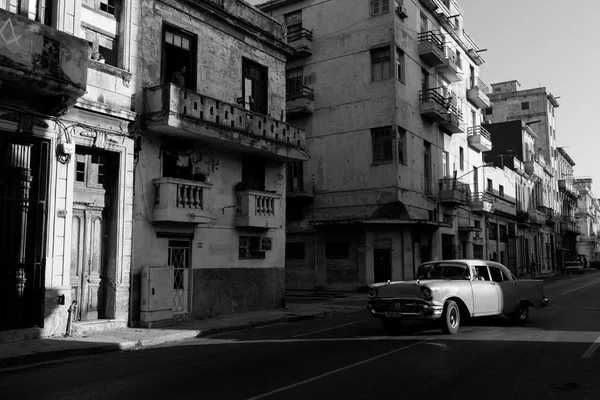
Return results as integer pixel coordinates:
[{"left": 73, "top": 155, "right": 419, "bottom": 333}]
[
  {"left": 421, "top": 286, "right": 432, "bottom": 299},
  {"left": 368, "top": 287, "right": 377, "bottom": 298}
]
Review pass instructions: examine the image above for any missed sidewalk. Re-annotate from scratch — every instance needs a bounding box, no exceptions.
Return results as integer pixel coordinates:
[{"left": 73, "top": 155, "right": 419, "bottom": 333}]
[{"left": 0, "top": 291, "right": 367, "bottom": 370}]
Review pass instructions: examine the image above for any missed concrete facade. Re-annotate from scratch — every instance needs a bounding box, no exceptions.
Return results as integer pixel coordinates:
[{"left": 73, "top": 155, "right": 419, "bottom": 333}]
[
  {"left": 260, "top": 0, "right": 494, "bottom": 290},
  {"left": 0, "top": 0, "right": 136, "bottom": 339},
  {"left": 574, "top": 178, "right": 600, "bottom": 263},
  {"left": 132, "top": 0, "right": 306, "bottom": 322}
]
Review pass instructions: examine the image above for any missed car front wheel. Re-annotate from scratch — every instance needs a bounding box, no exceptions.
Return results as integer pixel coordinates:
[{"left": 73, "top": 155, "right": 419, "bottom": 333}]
[{"left": 441, "top": 300, "right": 460, "bottom": 334}]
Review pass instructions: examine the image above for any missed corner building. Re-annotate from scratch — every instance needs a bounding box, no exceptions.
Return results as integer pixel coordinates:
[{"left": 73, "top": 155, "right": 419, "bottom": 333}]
[{"left": 259, "top": 0, "right": 491, "bottom": 290}]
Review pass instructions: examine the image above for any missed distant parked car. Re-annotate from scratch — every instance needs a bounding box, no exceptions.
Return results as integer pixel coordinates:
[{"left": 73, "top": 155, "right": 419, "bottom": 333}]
[
  {"left": 367, "top": 259, "right": 549, "bottom": 334},
  {"left": 564, "top": 261, "right": 584, "bottom": 274}
]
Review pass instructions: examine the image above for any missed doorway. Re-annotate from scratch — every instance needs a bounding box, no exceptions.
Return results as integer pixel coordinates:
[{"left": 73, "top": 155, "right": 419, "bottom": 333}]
[
  {"left": 169, "top": 239, "right": 191, "bottom": 314},
  {"left": 374, "top": 249, "right": 391, "bottom": 283},
  {"left": 442, "top": 234, "right": 454, "bottom": 260},
  {"left": 70, "top": 148, "right": 116, "bottom": 321}
]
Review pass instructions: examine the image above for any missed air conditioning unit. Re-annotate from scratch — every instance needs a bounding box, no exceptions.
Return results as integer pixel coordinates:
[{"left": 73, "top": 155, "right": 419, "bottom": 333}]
[{"left": 395, "top": 5, "right": 408, "bottom": 19}]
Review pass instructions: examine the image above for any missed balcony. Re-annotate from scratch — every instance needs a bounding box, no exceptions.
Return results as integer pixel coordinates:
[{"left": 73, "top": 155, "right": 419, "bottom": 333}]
[
  {"left": 143, "top": 84, "right": 307, "bottom": 161},
  {"left": 419, "top": 88, "right": 450, "bottom": 123},
  {"left": 439, "top": 105, "right": 464, "bottom": 134},
  {"left": 560, "top": 217, "right": 580, "bottom": 235},
  {"left": 418, "top": 0, "right": 438, "bottom": 11},
  {"left": 471, "top": 192, "right": 493, "bottom": 214},
  {"left": 467, "top": 126, "right": 492, "bottom": 152},
  {"left": 513, "top": 157, "right": 525, "bottom": 175},
  {"left": 0, "top": 8, "right": 88, "bottom": 116},
  {"left": 539, "top": 206, "right": 557, "bottom": 226},
  {"left": 493, "top": 197, "right": 517, "bottom": 217},
  {"left": 527, "top": 209, "right": 546, "bottom": 225},
  {"left": 153, "top": 178, "right": 213, "bottom": 224},
  {"left": 466, "top": 78, "right": 492, "bottom": 109},
  {"left": 437, "top": 51, "right": 462, "bottom": 83},
  {"left": 524, "top": 159, "right": 544, "bottom": 179},
  {"left": 287, "top": 26, "right": 313, "bottom": 59},
  {"left": 438, "top": 178, "right": 468, "bottom": 206},
  {"left": 236, "top": 190, "right": 281, "bottom": 229},
  {"left": 418, "top": 31, "right": 446, "bottom": 67},
  {"left": 558, "top": 179, "right": 578, "bottom": 198},
  {"left": 286, "top": 86, "right": 314, "bottom": 118}
]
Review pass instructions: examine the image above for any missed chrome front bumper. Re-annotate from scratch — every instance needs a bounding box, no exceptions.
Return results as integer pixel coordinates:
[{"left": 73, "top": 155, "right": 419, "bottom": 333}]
[{"left": 367, "top": 299, "right": 444, "bottom": 320}]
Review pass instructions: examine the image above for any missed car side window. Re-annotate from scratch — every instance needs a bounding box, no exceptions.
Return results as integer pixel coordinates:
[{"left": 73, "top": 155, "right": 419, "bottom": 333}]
[
  {"left": 489, "top": 266, "right": 503, "bottom": 283},
  {"left": 474, "top": 265, "right": 491, "bottom": 281},
  {"left": 501, "top": 269, "right": 513, "bottom": 281}
]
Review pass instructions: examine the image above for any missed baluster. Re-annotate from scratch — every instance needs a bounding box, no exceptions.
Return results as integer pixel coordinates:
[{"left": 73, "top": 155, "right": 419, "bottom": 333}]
[
  {"left": 256, "top": 195, "right": 264, "bottom": 215},
  {"left": 177, "top": 184, "right": 183, "bottom": 207},
  {"left": 181, "top": 185, "right": 189, "bottom": 208},
  {"left": 194, "top": 187, "right": 201, "bottom": 209},
  {"left": 269, "top": 197, "right": 275, "bottom": 216}
]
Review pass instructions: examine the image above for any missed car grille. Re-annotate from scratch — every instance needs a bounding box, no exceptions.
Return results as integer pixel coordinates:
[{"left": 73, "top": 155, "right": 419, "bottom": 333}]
[{"left": 371, "top": 300, "right": 421, "bottom": 313}]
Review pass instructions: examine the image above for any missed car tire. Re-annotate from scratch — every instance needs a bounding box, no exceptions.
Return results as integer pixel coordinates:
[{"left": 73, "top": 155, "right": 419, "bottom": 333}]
[
  {"left": 381, "top": 318, "right": 402, "bottom": 334},
  {"left": 441, "top": 300, "right": 460, "bottom": 334},
  {"left": 511, "top": 302, "right": 529, "bottom": 323}
]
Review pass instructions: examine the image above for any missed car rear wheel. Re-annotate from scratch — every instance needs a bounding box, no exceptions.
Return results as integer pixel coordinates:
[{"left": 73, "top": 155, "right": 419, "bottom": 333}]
[
  {"left": 381, "top": 318, "right": 402, "bottom": 333},
  {"left": 511, "top": 302, "right": 529, "bottom": 323},
  {"left": 441, "top": 300, "right": 460, "bottom": 334}
]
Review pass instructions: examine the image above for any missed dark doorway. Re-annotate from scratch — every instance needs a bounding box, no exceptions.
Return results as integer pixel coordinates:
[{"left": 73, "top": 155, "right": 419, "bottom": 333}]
[
  {"left": 442, "top": 234, "right": 454, "bottom": 260},
  {"left": 374, "top": 249, "right": 391, "bottom": 283},
  {"left": 0, "top": 132, "right": 49, "bottom": 330},
  {"left": 242, "top": 58, "right": 268, "bottom": 114}
]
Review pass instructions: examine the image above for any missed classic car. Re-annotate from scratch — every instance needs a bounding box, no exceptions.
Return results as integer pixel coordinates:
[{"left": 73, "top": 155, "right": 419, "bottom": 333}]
[
  {"left": 367, "top": 259, "right": 549, "bottom": 334},
  {"left": 564, "top": 261, "right": 584, "bottom": 274}
]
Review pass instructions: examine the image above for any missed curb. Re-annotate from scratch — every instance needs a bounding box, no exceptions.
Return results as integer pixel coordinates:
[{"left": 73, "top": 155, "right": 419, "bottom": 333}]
[{"left": 0, "top": 309, "right": 345, "bottom": 370}]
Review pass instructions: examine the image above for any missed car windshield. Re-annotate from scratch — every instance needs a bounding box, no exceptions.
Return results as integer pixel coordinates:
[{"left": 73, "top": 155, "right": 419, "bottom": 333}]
[{"left": 416, "top": 263, "right": 470, "bottom": 280}]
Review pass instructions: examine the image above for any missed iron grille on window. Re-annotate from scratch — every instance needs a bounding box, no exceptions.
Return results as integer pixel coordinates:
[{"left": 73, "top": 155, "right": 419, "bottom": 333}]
[{"left": 239, "top": 236, "right": 266, "bottom": 259}]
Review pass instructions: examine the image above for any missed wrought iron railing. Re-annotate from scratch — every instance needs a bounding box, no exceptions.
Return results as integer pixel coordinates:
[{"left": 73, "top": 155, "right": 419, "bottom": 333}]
[
  {"left": 470, "top": 77, "right": 490, "bottom": 94},
  {"left": 438, "top": 178, "right": 469, "bottom": 192},
  {"left": 418, "top": 31, "right": 444, "bottom": 52},
  {"left": 467, "top": 125, "right": 491, "bottom": 140},
  {"left": 287, "top": 26, "right": 313, "bottom": 43},
  {"left": 286, "top": 86, "right": 314, "bottom": 101},
  {"left": 420, "top": 88, "right": 463, "bottom": 120}
]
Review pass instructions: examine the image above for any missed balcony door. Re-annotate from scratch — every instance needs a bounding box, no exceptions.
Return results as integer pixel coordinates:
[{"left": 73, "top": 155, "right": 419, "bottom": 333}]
[
  {"left": 242, "top": 59, "right": 267, "bottom": 114},
  {"left": 162, "top": 26, "right": 196, "bottom": 90}
]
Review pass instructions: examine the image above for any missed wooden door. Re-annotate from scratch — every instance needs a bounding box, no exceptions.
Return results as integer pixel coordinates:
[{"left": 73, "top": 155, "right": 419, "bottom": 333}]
[{"left": 70, "top": 208, "right": 105, "bottom": 320}]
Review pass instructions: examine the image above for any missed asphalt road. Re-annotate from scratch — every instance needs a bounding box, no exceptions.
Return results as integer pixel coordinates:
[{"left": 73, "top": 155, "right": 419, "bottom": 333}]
[{"left": 2, "top": 271, "right": 600, "bottom": 400}]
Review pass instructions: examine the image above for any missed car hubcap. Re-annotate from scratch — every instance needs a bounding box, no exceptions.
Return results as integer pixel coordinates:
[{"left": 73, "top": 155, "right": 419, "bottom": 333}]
[{"left": 449, "top": 308, "right": 457, "bottom": 327}]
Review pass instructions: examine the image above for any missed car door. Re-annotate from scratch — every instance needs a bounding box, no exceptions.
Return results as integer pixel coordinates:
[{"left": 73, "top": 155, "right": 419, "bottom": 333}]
[
  {"left": 470, "top": 264, "right": 500, "bottom": 316},
  {"left": 489, "top": 264, "right": 518, "bottom": 314}
]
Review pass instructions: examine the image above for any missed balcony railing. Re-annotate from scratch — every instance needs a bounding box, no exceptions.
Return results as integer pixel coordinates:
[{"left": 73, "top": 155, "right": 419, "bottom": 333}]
[
  {"left": 467, "top": 78, "right": 492, "bottom": 109},
  {"left": 438, "top": 178, "right": 469, "bottom": 206},
  {"left": 0, "top": 8, "right": 88, "bottom": 116},
  {"left": 467, "top": 125, "right": 492, "bottom": 152},
  {"left": 527, "top": 208, "right": 546, "bottom": 225},
  {"left": 471, "top": 192, "right": 493, "bottom": 214},
  {"left": 153, "top": 178, "right": 213, "bottom": 224},
  {"left": 286, "top": 86, "right": 314, "bottom": 118},
  {"left": 286, "top": 86, "right": 314, "bottom": 101},
  {"left": 437, "top": 49, "right": 462, "bottom": 83},
  {"left": 287, "top": 25, "right": 313, "bottom": 59},
  {"left": 418, "top": 31, "right": 446, "bottom": 66},
  {"left": 143, "top": 84, "right": 307, "bottom": 161},
  {"left": 236, "top": 190, "right": 281, "bottom": 229},
  {"left": 558, "top": 179, "right": 577, "bottom": 197},
  {"left": 524, "top": 159, "right": 544, "bottom": 178},
  {"left": 560, "top": 216, "right": 581, "bottom": 234}
]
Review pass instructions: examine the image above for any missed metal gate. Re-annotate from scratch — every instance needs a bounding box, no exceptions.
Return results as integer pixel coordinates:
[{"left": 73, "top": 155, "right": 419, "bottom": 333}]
[
  {"left": 0, "top": 132, "right": 49, "bottom": 330},
  {"left": 168, "top": 240, "right": 190, "bottom": 314}
]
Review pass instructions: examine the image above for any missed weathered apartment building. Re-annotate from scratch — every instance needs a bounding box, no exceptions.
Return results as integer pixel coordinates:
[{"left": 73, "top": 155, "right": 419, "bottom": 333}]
[
  {"left": 1, "top": 0, "right": 136, "bottom": 339},
  {"left": 132, "top": 0, "right": 306, "bottom": 322},
  {"left": 486, "top": 81, "right": 580, "bottom": 274},
  {"left": 258, "top": 0, "right": 496, "bottom": 290},
  {"left": 574, "top": 178, "right": 600, "bottom": 263}
]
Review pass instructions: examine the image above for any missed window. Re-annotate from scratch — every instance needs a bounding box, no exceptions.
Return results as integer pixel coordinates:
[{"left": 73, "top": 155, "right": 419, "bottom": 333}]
[
  {"left": 163, "top": 27, "right": 196, "bottom": 90},
  {"left": 397, "top": 127, "right": 407, "bottom": 165},
  {"left": 326, "top": 242, "right": 350, "bottom": 259},
  {"left": 286, "top": 68, "right": 304, "bottom": 98},
  {"left": 75, "top": 152, "right": 107, "bottom": 189},
  {"left": 372, "top": 127, "right": 393, "bottom": 163},
  {"left": 371, "top": 0, "right": 389, "bottom": 16},
  {"left": 242, "top": 59, "right": 268, "bottom": 114},
  {"left": 521, "top": 102, "right": 529, "bottom": 110},
  {"left": 83, "top": 27, "right": 118, "bottom": 67},
  {"left": 421, "top": 68, "right": 429, "bottom": 91},
  {"left": 286, "top": 243, "right": 305, "bottom": 259},
  {"left": 475, "top": 265, "right": 491, "bottom": 281},
  {"left": 423, "top": 140, "right": 431, "bottom": 193},
  {"left": 473, "top": 244, "right": 483, "bottom": 259},
  {"left": 489, "top": 223, "right": 498, "bottom": 240},
  {"left": 459, "top": 147, "right": 464, "bottom": 170},
  {"left": 474, "top": 220, "right": 481, "bottom": 229},
  {"left": 396, "top": 48, "right": 405, "bottom": 82},
  {"left": 487, "top": 178, "right": 493, "bottom": 192},
  {"left": 242, "top": 156, "right": 266, "bottom": 191},
  {"left": 442, "top": 151, "right": 449, "bottom": 177},
  {"left": 499, "top": 225, "right": 507, "bottom": 241},
  {"left": 239, "top": 236, "right": 266, "bottom": 259},
  {"left": 419, "top": 12, "right": 428, "bottom": 33},
  {"left": 485, "top": 107, "right": 493, "bottom": 115},
  {"left": 285, "top": 10, "right": 304, "bottom": 42},
  {"left": 287, "top": 161, "right": 304, "bottom": 192},
  {"left": 162, "top": 148, "right": 193, "bottom": 180},
  {"left": 371, "top": 47, "right": 391, "bottom": 81},
  {"left": 499, "top": 185, "right": 504, "bottom": 197},
  {"left": 489, "top": 266, "right": 503, "bottom": 282}
]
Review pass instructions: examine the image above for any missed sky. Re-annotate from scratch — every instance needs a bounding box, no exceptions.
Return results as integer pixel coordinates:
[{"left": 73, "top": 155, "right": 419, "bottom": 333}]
[{"left": 247, "top": 0, "right": 599, "bottom": 187}]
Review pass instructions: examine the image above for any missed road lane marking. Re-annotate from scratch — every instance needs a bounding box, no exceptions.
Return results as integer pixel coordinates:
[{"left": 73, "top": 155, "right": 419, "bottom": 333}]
[
  {"left": 291, "top": 322, "right": 357, "bottom": 338},
  {"left": 582, "top": 336, "right": 600, "bottom": 359},
  {"left": 560, "top": 279, "right": 600, "bottom": 296},
  {"left": 244, "top": 339, "right": 431, "bottom": 400}
]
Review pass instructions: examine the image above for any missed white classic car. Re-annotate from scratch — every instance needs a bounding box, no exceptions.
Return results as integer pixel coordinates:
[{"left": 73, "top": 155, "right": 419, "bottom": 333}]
[{"left": 367, "top": 259, "right": 549, "bottom": 334}]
